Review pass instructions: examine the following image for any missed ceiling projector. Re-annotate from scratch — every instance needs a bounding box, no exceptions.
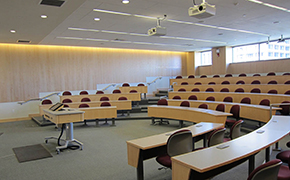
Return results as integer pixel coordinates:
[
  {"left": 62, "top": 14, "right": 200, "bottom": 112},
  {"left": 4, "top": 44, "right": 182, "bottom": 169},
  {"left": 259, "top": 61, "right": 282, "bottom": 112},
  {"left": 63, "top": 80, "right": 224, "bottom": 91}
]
[
  {"left": 188, "top": 2, "right": 216, "bottom": 19},
  {"left": 148, "top": 26, "right": 167, "bottom": 36}
]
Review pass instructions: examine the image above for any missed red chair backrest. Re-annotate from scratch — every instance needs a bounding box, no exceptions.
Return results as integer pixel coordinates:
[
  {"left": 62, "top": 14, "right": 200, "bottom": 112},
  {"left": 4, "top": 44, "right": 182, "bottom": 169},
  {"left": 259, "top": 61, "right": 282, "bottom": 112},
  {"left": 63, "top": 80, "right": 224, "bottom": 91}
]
[
  {"left": 198, "top": 104, "right": 208, "bottom": 109},
  {"left": 230, "top": 105, "right": 240, "bottom": 120},
  {"left": 130, "top": 90, "right": 138, "bottom": 93},
  {"left": 41, "top": 99, "right": 52, "bottom": 105},
  {"left": 101, "top": 102, "right": 111, "bottom": 107},
  {"left": 205, "top": 88, "right": 214, "bottom": 92},
  {"left": 188, "top": 75, "right": 195, "bottom": 78},
  {"left": 236, "top": 80, "right": 245, "bottom": 84},
  {"left": 188, "top": 95, "right": 197, "bottom": 100},
  {"left": 251, "top": 80, "right": 261, "bottom": 84},
  {"left": 62, "top": 99, "right": 72, "bottom": 103},
  {"left": 220, "top": 88, "right": 229, "bottom": 92},
  {"left": 80, "top": 91, "right": 88, "bottom": 95},
  {"left": 81, "top": 98, "right": 91, "bottom": 102},
  {"left": 96, "top": 91, "right": 104, "bottom": 94},
  {"left": 79, "top": 104, "right": 89, "bottom": 108},
  {"left": 215, "top": 104, "right": 225, "bottom": 112},
  {"left": 137, "top": 83, "right": 145, "bottom": 86},
  {"left": 178, "top": 88, "right": 186, "bottom": 92},
  {"left": 268, "top": 89, "right": 278, "bottom": 94},
  {"left": 180, "top": 101, "right": 190, "bottom": 107},
  {"left": 191, "top": 88, "right": 200, "bottom": 92},
  {"left": 100, "top": 97, "right": 109, "bottom": 101},
  {"left": 206, "top": 96, "right": 215, "bottom": 101},
  {"left": 122, "top": 83, "right": 130, "bottom": 87},
  {"left": 118, "top": 97, "right": 127, "bottom": 100},
  {"left": 62, "top": 91, "right": 72, "bottom": 96},
  {"left": 157, "top": 99, "right": 168, "bottom": 106},
  {"left": 113, "top": 89, "right": 121, "bottom": 93},
  {"left": 250, "top": 88, "right": 261, "bottom": 93},
  {"left": 223, "top": 96, "right": 233, "bottom": 102},
  {"left": 235, "top": 88, "right": 244, "bottom": 93},
  {"left": 221, "top": 81, "right": 230, "bottom": 84},
  {"left": 259, "top": 99, "right": 270, "bottom": 106},
  {"left": 173, "top": 96, "right": 181, "bottom": 100},
  {"left": 241, "top": 97, "right": 251, "bottom": 104}
]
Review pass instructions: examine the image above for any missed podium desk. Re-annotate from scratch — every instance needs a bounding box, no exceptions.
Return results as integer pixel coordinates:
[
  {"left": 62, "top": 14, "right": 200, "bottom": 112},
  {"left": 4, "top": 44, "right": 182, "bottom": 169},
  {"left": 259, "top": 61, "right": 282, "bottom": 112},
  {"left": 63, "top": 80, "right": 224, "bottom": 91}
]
[
  {"left": 127, "top": 122, "right": 224, "bottom": 180},
  {"left": 77, "top": 106, "right": 117, "bottom": 126},
  {"left": 167, "top": 99, "right": 280, "bottom": 123},
  {"left": 148, "top": 105, "right": 231, "bottom": 127},
  {"left": 171, "top": 116, "right": 290, "bottom": 180},
  {"left": 43, "top": 109, "right": 84, "bottom": 154}
]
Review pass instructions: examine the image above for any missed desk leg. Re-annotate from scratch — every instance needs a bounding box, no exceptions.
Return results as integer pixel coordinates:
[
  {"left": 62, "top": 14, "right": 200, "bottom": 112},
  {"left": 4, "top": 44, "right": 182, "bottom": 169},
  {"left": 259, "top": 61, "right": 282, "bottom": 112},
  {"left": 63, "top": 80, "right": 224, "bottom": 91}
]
[
  {"left": 179, "top": 120, "right": 184, "bottom": 128},
  {"left": 137, "top": 150, "right": 144, "bottom": 180},
  {"left": 111, "top": 118, "right": 116, "bottom": 126},
  {"left": 203, "top": 134, "right": 208, "bottom": 148},
  {"left": 265, "top": 147, "right": 270, "bottom": 162},
  {"left": 248, "top": 155, "right": 255, "bottom": 176},
  {"left": 273, "top": 142, "right": 282, "bottom": 151}
]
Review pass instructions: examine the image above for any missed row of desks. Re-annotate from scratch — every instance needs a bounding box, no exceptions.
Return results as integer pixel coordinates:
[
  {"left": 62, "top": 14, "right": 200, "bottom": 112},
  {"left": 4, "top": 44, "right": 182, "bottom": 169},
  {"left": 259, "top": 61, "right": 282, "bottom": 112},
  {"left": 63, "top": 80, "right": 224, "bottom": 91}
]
[
  {"left": 167, "top": 99, "right": 279, "bottom": 123},
  {"left": 170, "top": 75, "right": 290, "bottom": 85},
  {"left": 173, "top": 84, "right": 290, "bottom": 94},
  {"left": 59, "top": 92, "right": 141, "bottom": 102},
  {"left": 169, "top": 91, "right": 290, "bottom": 105}
]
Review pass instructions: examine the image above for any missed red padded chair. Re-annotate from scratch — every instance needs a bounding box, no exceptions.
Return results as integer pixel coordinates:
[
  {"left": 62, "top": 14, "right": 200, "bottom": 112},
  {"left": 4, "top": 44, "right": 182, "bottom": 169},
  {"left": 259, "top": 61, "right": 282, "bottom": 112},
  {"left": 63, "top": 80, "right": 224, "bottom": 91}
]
[
  {"left": 268, "top": 89, "right": 278, "bottom": 94},
  {"left": 268, "top": 80, "right": 278, "bottom": 84},
  {"left": 206, "top": 96, "right": 215, "bottom": 101},
  {"left": 213, "top": 75, "right": 220, "bottom": 78},
  {"left": 247, "top": 159, "right": 282, "bottom": 180},
  {"left": 62, "top": 91, "right": 72, "bottom": 96},
  {"left": 259, "top": 99, "right": 270, "bottom": 106},
  {"left": 178, "top": 88, "right": 186, "bottom": 92},
  {"left": 188, "top": 95, "right": 197, "bottom": 100},
  {"left": 175, "top": 76, "right": 182, "bottom": 79},
  {"left": 63, "top": 104, "right": 69, "bottom": 108},
  {"left": 267, "top": 72, "right": 276, "bottom": 76},
  {"left": 194, "top": 82, "right": 202, "bottom": 85},
  {"left": 172, "top": 96, "right": 181, "bottom": 100},
  {"left": 79, "top": 104, "right": 89, "bottom": 108},
  {"left": 224, "top": 120, "right": 243, "bottom": 142},
  {"left": 235, "top": 88, "right": 244, "bottom": 93},
  {"left": 220, "top": 88, "right": 229, "bottom": 92},
  {"left": 283, "top": 73, "right": 290, "bottom": 76},
  {"left": 253, "top": 73, "right": 261, "bottom": 76},
  {"left": 198, "top": 104, "right": 208, "bottom": 109},
  {"left": 200, "top": 75, "right": 207, "bottom": 78},
  {"left": 180, "top": 101, "right": 190, "bottom": 107},
  {"left": 81, "top": 97, "right": 91, "bottom": 102},
  {"left": 137, "top": 83, "right": 145, "bottom": 86},
  {"left": 152, "top": 99, "right": 169, "bottom": 125},
  {"left": 118, "top": 97, "right": 127, "bottom": 100},
  {"left": 250, "top": 88, "right": 261, "bottom": 93},
  {"left": 215, "top": 104, "right": 225, "bottom": 112},
  {"left": 239, "top": 73, "right": 247, "bottom": 77},
  {"left": 221, "top": 81, "right": 230, "bottom": 84},
  {"left": 130, "top": 90, "right": 138, "bottom": 93},
  {"left": 279, "top": 101, "right": 290, "bottom": 115},
  {"left": 100, "top": 102, "right": 111, "bottom": 107},
  {"left": 207, "top": 128, "right": 226, "bottom": 147},
  {"left": 100, "top": 96, "right": 109, "bottom": 101},
  {"left": 226, "top": 105, "right": 240, "bottom": 127},
  {"left": 191, "top": 88, "right": 200, "bottom": 92},
  {"left": 285, "top": 90, "right": 290, "bottom": 95},
  {"left": 156, "top": 129, "right": 193, "bottom": 169},
  {"left": 285, "top": 81, "right": 290, "bottom": 84},
  {"left": 205, "top": 88, "right": 214, "bottom": 92},
  {"left": 225, "top": 74, "right": 233, "bottom": 77},
  {"left": 208, "top": 82, "right": 216, "bottom": 85},
  {"left": 62, "top": 99, "right": 72, "bottom": 103},
  {"left": 181, "top": 82, "right": 188, "bottom": 85},
  {"left": 41, "top": 99, "right": 52, "bottom": 105},
  {"left": 223, "top": 96, "right": 233, "bottom": 102},
  {"left": 251, "top": 80, "right": 261, "bottom": 84},
  {"left": 240, "top": 97, "right": 251, "bottom": 104},
  {"left": 188, "top": 75, "right": 195, "bottom": 78},
  {"left": 236, "top": 80, "right": 245, "bottom": 84},
  {"left": 122, "top": 83, "right": 130, "bottom": 87},
  {"left": 96, "top": 91, "right": 104, "bottom": 94},
  {"left": 80, "top": 91, "right": 88, "bottom": 95},
  {"left": 112, "top": 89, "right": 121, "bottom": 93}
]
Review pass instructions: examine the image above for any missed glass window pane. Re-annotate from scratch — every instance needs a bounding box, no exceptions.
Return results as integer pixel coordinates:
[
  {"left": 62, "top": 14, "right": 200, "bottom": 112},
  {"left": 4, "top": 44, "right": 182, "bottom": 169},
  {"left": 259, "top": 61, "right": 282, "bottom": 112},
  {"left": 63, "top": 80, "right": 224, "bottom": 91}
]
[
  {"left": 260, "top": 39, "right": 290, "bottom": 60},
  {"left": 199, "top": 51, "right": 212, "bottom": 66},
  {"left": 232, "top": 44, "right": 259, "bottom": 63}
]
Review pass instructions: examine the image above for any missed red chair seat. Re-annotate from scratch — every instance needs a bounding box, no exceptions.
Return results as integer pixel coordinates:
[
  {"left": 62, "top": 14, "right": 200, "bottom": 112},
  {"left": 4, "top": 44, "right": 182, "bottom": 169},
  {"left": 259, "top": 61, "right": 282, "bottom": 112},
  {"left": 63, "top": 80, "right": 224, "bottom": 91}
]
[
  {"left": 277, "top": 151, "right": 290, "bottom": 163},
  {"left": 226, "top": 119, "right": 236, "bottom": 125},
  {"left": 156, "top": 154, "right": 171, "bottom": 168},
  {"left": 278, "top": 165, "right": 290, "bottom": 180}
]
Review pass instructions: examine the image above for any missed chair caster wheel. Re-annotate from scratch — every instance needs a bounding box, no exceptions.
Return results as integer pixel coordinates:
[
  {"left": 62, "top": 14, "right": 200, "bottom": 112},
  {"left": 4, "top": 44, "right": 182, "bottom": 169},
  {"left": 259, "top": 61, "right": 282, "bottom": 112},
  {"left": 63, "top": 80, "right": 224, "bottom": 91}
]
[
  {"left": 45, "top": 140, "right": 48, "bottom": 143},
  {"left": 56, "top": 149, "right": 60, "bottom": 154}
]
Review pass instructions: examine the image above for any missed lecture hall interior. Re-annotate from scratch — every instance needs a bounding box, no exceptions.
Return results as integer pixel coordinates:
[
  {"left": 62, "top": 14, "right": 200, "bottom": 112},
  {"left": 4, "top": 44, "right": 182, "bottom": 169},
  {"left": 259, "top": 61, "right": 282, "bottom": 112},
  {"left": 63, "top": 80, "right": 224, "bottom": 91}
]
[{"left": 1, "top": 0, "right": 290, "bottom": 180}]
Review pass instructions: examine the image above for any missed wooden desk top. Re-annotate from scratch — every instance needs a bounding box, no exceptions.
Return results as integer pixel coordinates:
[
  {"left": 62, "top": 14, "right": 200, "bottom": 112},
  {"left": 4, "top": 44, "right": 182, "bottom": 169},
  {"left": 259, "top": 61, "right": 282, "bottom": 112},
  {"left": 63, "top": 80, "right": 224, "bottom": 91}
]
[
  {"left": 171, "top": 115, "right": 290, "bottom": 179},
  {"left": 170, "top": 75, "right": 290, "bottom": 85},
  {"left": 127, "top": 122, "right": 224, "bottom": 150},
  {"left": 119, "top": 86, "right": 148, "bottom": 93}
]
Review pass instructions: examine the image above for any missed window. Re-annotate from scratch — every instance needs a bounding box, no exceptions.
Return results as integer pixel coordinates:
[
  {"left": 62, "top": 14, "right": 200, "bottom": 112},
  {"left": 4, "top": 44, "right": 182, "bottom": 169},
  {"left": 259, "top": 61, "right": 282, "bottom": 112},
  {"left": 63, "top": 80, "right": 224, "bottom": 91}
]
[
  {"left": 232, "top": 44, "right": 259, "bottom": 62},
  {"left": 196, "top": 51, "right": 212, "bottom": 66},
  {"left": 260, "top": 39, "right": 290, "bottom": 60}
]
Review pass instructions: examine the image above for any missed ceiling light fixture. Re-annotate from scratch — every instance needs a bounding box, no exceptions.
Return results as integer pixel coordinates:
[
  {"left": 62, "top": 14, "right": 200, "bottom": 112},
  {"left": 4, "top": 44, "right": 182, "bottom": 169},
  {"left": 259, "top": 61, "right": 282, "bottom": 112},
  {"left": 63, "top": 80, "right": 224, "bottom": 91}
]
[
  {"left": 247, "top": 0, "right": 290, "bottom": 12},
  {"left": 122, "top": 0, "right": 129, "bottom": 4},
  {"left": 93, "top": 9, "right": 131, "bottom": 16},
  {"left": 10, "top": 30, "right": 16, "bottom": 33},
  {"left": 41, "top": 15, "right": 47, "bottom": 19},
  {"left": 94, "top": 18, "right": 100, "bottom": 21}
]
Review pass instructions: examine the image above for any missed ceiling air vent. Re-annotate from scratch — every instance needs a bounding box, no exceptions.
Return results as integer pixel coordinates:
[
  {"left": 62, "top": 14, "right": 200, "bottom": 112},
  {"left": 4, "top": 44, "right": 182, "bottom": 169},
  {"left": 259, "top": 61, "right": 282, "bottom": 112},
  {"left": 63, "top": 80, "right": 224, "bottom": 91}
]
[
  {"left": 17, "top": 40, "right": 31, "bottom": 43},
  {"left": 40, "top": 0, "right": 65, "bottom": 7}
]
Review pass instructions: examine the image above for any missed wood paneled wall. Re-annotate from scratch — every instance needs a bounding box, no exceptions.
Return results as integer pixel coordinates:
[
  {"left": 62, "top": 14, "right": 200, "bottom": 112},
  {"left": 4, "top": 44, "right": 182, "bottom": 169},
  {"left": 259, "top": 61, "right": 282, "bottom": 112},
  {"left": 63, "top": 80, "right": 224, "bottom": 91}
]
[{"left": 0, "top": 44, "right": 186, "bottom": 102}]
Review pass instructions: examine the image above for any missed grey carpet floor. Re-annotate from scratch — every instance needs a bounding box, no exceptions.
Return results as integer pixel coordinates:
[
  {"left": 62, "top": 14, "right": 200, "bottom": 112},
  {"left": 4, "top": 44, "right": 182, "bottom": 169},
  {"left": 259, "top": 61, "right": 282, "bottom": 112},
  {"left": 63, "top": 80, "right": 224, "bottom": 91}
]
[{"left": 0, "top": 118, "right": 289, "bottom": 180}]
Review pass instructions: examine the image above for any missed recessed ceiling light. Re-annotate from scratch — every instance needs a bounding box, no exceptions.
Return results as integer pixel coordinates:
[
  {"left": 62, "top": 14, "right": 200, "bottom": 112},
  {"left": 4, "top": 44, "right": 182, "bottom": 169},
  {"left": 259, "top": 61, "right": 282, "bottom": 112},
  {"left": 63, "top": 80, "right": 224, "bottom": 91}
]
[
  {"left": 10, "top": 30, "right": 16, "bottom": 33},
  {"left": 94, "top": 17, "right": 100, "bottom": 21},
  {"left": 122, "top": 0, "right": 129, "bottom": 4},
  {"left": 41, "top": 15, "right": 47, "bottom": 19}
]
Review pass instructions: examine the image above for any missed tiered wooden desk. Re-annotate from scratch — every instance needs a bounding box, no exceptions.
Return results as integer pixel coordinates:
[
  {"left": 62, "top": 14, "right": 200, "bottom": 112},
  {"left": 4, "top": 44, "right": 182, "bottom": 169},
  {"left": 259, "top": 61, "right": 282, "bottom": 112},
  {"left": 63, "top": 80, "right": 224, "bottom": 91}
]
[
  {"left": 169, "top": 91, "right": 290, "bottom": 105},
  {"left": 171, "top": 115, "right": 290, "bottom": 180},
  {"left": 173, "top": 84, "right": 290, "bottom": 94},
  {"left": 127, "top": 122, "right": 224, "bottom": 180},
  {"left": 59, "top": 92, "right": 141, "bottom": 102},
  {"left": 170, "top": 75, "right": 290, "bottom": 85},
  {"left": 148, "top": 105, "right": 232, "bottom": 127},
  {"left": 167, "top": 99, "right": 280, "bottom": 123},
  {"left": 119, "top": 86, "right": 147, "bottom": 98},
  {"left": 43, "top": 109, "right": 84, "bottom": 153}
]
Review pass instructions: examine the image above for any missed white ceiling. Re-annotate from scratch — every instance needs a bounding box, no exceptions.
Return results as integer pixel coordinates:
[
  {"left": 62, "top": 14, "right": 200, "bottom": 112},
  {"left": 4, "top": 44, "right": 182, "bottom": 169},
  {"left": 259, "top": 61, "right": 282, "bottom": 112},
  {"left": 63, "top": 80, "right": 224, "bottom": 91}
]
[{"left": 1, "top": 0, "right": 290, "bottom": 52}]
